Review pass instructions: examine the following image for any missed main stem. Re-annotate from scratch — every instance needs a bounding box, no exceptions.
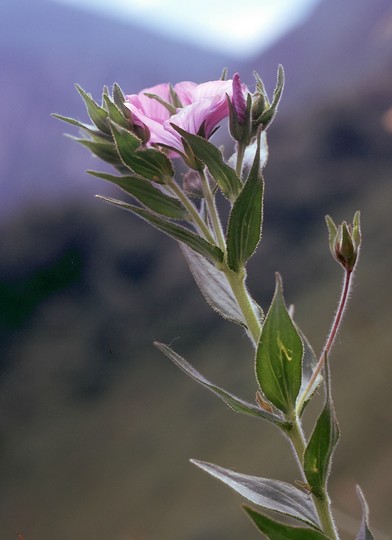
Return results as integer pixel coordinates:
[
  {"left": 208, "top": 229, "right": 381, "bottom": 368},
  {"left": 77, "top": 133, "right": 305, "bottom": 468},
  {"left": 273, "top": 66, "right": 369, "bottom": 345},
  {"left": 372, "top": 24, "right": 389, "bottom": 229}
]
[
  {"left": 224, "top": 268, "right": 262, "bottom": 346},
  {"left": 288, "top": 417, "right": 340, "bottom": 539}
]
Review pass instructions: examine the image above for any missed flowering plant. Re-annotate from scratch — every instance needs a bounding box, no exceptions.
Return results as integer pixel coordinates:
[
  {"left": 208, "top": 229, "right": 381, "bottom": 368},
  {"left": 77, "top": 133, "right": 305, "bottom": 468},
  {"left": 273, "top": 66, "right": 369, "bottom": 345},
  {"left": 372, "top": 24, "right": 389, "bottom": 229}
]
[{"left": 55, "top": 68, "right": 375, "bottom": 539}]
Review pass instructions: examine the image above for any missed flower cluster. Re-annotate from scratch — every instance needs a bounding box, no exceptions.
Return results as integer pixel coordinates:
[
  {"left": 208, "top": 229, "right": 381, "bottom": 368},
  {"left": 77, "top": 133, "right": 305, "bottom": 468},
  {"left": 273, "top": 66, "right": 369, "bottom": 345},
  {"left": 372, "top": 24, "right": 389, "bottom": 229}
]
[{"left": 124, "top": 77, "right": 244, "bottom": 154}]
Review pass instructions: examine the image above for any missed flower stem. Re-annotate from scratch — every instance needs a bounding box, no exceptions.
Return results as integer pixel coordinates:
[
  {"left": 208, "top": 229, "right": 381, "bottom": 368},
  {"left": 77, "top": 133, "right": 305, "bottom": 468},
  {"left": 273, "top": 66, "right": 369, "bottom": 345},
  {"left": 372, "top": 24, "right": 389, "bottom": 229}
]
[
  {"left": 296, "top": 268, "right": 353, "bottom": 414},
  {"left": 167, "top": 179, "right": 216, "bottom": 245},
  {"left": 236, "top": 142, "right": 246, "bottom": 178},
  {"left": 199, "top": 168, "right": 227, "bottom": 252},
  {"left": 287, "top": 417, "right": 340, "bottom": 539}
]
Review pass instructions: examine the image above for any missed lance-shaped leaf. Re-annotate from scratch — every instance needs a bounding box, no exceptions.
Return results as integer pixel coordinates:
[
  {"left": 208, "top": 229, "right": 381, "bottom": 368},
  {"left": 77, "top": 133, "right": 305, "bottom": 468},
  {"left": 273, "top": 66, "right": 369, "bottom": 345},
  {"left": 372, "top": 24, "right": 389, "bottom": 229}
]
[
  {"left": 304, "top": 361, "right": 340, "bottom": 499},
  {"left": 244, "top": 506, "right": 329, "bottom": 540},
  {"left": 96, "top": 195, "right": 223, "bottom": 264},
  {"left": 88, "top": 171, "right": 189, "bottom": 220},
  {"left": 191, "top": 460, "right": 320, "bottom": 529},
  {"left": 255, "top": 274, "right": 303, "bottom": 414},
  {"left": 52, "top": 114, "right": 105, "bottom": 140},
  {"left": 68, "top": 136, "right": 123, "bottom": 167},
  {"left": 155, "top": 342, "right": 286, "bottom": 426},
  {"left": 226, "top": 133, "right": 264, "bottom": 272},
  {"left": 76, "top": 84, "right": 111, "bottom": 135},
  {"left": 355, "top": 486, "right": 374, "bottom": 540},
  {"left": 110, "top": 122, "right": 174, "bottom": 183},
  {"left": 171, "top": 126, "right": 242, "bottom": 201},
  {"left": 181, "top": 244, "right": 254, "bottom": 326}
]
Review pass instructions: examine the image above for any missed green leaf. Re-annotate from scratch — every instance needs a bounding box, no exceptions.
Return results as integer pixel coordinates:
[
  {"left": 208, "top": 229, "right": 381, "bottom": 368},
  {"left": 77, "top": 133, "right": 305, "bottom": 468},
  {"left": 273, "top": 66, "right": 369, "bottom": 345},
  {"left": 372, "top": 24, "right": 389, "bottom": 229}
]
[
  {"left": 88, "top": 171, "right": 189, "bottom": 219},
  {"left": 355, "top": 486, "right": 374, "bottom": 540},
  {"left": 191, "top": 460, "right": 320, "bottom": 529},
  {"left": 171, "top": 126, "right": 242, "bottom": 201},
  {"left": 180, "top": 244, "right": 249, "bottom": 326},
  {"left": 304, "top": 361, "right": 340, "bottom": 499},
  {"left": 110, "top": 122, "right": 174, "bottom": 182},
  {"left": 244, "top": 506, "right": 328, "bottom": 540},
  {"left": 96, "top": 195, "right": 223, "bottom": 264},
  {"left": 226, "top": 133, "right": 264, "bottom": 272},
  {"left": 52, "top": 114, "right": 105, "bottom": 139},
  {"left": 75, "top": 84, "right": 111, "bottom": 134},
  {"left": 68, "top": 136, "right": 123, "bottom": 166},
  {"left": 255, "top": 274, "right": 303, "bottom": 414},
  {"left": 154, "top": 342, "right": 286, "bottom": 426}
]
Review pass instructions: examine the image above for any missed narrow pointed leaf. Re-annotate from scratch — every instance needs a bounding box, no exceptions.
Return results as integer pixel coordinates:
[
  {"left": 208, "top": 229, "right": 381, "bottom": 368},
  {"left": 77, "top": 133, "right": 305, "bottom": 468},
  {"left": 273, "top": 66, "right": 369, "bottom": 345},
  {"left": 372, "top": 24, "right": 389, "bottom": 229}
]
[
  {"left": 68, "top": 136, "right": 122, "bottom": 166},
  {"left": 256, "top": 274, "right": 303, "bottom": 414},
  {"left": 180, "top": 244, "right": 247, "bottom": 325},
  {"left": 155, "top": 342, "right": 285, "bottom": 425},
  {"left": 226, "top": 133, "right": 264, "bottom": 272},
  {"left": 259, "top": 65, "right": 285, "bottom": 128},
  {"left": 76, "top": 84, "right": 110, "bottom": 134},
  {"left": 110, "top": 122, "right": 173, "bottom": 182},
  {"left": 356, "top": 486, "right": 374, "bottom": 540},
  {"left": 96, "top": 196, "right": 223, "bottom": 264},
  {"left": 171, "top": 126, "right": 242, "bottom": 200},
  {"left": 244, "top": 506, "right": 328, "bottom": 540},
  {"left": 304, "top": 361, "right": 340, "bottom": 499},
  {"left": 88, "top": 171, "right": 189, "bottom": 219},
  {"left": 191, "top": 460, "right": 320, "bottom": 529},
  {"left": 52, "top": 114, "right": 105, "bottom": 139}
]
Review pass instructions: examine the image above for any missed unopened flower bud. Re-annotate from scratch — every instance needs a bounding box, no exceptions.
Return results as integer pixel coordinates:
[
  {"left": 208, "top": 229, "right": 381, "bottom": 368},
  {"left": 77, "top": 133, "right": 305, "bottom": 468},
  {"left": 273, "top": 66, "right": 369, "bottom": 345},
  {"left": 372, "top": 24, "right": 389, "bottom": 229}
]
[
  {"left": 228, "top": 73, "right": 251, "bottom": 143},
  {"left": 326, "top": 211, "right": 361, "bottom": 271}
]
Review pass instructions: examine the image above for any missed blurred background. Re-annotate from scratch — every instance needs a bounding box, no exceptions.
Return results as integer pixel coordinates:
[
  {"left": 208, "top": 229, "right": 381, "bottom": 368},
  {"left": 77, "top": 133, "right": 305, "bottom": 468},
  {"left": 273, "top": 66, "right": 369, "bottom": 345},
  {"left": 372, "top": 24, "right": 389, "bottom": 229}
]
[{"left": 1, "top": 0, "right": 392, "bottom": 538}]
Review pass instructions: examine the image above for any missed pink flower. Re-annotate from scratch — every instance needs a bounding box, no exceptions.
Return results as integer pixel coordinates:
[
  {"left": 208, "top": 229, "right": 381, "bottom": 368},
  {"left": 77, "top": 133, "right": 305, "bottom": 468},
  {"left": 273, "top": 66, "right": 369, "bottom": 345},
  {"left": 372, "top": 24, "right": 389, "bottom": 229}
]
[{"left": 124, "top": 77, "right": 247, "bottom": 154}]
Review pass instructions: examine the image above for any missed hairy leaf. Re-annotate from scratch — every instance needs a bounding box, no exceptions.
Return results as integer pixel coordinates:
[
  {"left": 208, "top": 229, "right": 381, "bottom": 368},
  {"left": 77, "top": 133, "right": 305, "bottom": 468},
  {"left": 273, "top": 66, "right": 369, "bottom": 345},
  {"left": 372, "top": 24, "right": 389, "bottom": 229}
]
[
  {"left": 171, "top": 126, "right": 242, "bottom": 200},
  {"left": 256, "top": 274, "right": 303, "bottom": 414},
  {"left": 355, "top": 486, "right": 374, "bottom": 540},
  {"left": 155, "top": 342, "right": 285, "bottom": 425},
  {"left": 304, "top": 361, "right": 340, "bottom": 499},
  {"left": 226, "top": 133, "right": 264, "bottom": 272},
  {"left": 88, "top": 171, "right": 189, "bottom": 219},
  {"left": 96, "top": 196, "right": 223, "bottom": 264},
  {"left": 191, "top": 460, "right": 320, "bottom": 529},
  {"left": 244, "top": 506, "right": 328, "bottom": 539}
]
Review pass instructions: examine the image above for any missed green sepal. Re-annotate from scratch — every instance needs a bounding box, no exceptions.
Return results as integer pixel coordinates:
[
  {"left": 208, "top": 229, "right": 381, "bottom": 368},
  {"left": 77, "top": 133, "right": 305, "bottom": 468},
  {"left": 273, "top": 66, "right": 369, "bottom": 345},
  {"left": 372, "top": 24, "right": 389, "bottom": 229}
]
[
  {"left": 355, "top": 486, "right": 374, "bottom": 540},
  {"left": 255, "top": 65, "right": 285, "bottom": 130},
  {"left": 171, "top": 125, "right": 242, "bottom": 201},
  {"left": 255, "top": 274, "right": 303, "bottom": 415},
  {"left": 96, "top": 195, "right": 223, "bottom": 264},
  {"left": 103, "top": 94, "right": 130, "bottom": 129},
  {"left": 110, "top": 122, "right": 174, "bottom": 183},
  {"left": 244, "top": 506, "right": 328, "bottom": 539},
  {"left": 112, "top": 83, "right": 129, "bottom": 116},
  {"left": 75, "top": 84, "right": 111, "bottom": 135},
  {"left": 87, "top": 171, "right": 189, "bottom": 220},
  {"left": 226, "top": 132, "right": 264, "bottom": 272},
  {"left": 304, "top": 360, "right": 340, "bottom": 499},
  {"left": 191, "top": 460, "right": 321, "bottom": 529},
  {"left": 155, "top": 342, "right": 286, "bottom": 425}
]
